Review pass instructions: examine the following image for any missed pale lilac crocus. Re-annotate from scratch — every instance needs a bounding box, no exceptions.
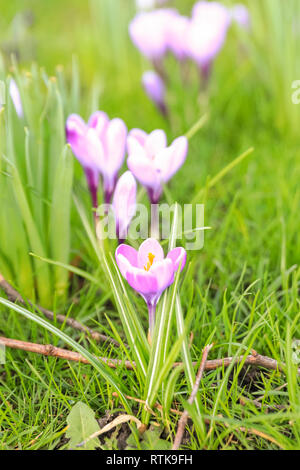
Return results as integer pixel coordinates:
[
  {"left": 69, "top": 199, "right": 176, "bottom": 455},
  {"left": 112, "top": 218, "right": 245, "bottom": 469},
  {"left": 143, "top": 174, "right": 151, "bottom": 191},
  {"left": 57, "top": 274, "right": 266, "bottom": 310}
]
[
  {"left": 116, "top": 238, "right": 186, "bottom": 337},
  {"left": 66, "top": 112, "right": 127, "bottom": 207},
  {"left": 10, "top": 79, "right": 23, "bottom": 118},
  {"left": 88, "top": 112, "right": 127, "bottom": 203},
  {"left": 166, "top": 14, "right": 190, "bottom": 62},
  {"left": 127, "top": 129, "right": 188, "bottom": 204},
  {"left": 231, "top": 4, "right": 250, "bottom": 30},
  {"left": 66, "top": 114, "right": 103, "bottom": 209},
  {"left": 112, "top": 171, "right": 137, "bottom": 243},
  {"left": 186, "top": 1, "right": 231, "bottom": 80},
  {"left": 129, "top": 9, "right": 175, "bottom": 71},
  {"left": 142, "top": 71, "right": 167, "bottom": 116}
]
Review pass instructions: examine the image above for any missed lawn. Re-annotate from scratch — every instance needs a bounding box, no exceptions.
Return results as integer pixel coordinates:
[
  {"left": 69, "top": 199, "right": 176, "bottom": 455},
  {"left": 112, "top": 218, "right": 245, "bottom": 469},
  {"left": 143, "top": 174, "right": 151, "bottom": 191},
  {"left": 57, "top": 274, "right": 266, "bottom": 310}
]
[{"left": 0, "top": 0, "right": 299, "bottom": 451}]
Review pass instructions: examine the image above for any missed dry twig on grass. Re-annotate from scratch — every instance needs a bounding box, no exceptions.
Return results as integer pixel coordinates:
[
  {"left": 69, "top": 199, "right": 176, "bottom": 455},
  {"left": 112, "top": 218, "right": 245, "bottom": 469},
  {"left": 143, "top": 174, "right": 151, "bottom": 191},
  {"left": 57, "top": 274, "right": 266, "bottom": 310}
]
[
  {"left": 172, "top": 344, "right": 213, "bottom": 450},
  {"left": 0, "top": 274, "right": 122, "bottom": 348}
]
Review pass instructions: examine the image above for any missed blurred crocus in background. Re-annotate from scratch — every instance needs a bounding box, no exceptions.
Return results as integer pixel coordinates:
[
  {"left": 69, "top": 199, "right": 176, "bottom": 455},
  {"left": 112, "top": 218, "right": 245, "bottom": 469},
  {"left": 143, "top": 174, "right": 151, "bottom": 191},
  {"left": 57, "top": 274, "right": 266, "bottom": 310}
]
[
  {"left": 129, "top": 1, "right": 250, "bottom": 96},
  {"left": 129, "top": 9, "right": 174, "bottom": 74},
  {"left": 142, "top": 70, "right": 167, "bottom": 116},
  {"left": 116, "top": 238, "right": 186, "bottom": 338},
  {"left": 231, "top": 4, "right": 250, "bottom": 29},
  {"left": 186, "top": 1, "right": 232, "bottom": 81},
  {"left": 112, "top": 171, "right": 137, "bottom": 243},
  {"left": 88, "top": 111, "right": 127, "bottom": 203},
  {"left": 127, "top": 129, "right": 188, "bottom": 204},
  {"left": 9, "top": 78, "right": 23, "bottom": 118},
  {"left": 66, "top": 111, "right": 127, "bottom": 209}
]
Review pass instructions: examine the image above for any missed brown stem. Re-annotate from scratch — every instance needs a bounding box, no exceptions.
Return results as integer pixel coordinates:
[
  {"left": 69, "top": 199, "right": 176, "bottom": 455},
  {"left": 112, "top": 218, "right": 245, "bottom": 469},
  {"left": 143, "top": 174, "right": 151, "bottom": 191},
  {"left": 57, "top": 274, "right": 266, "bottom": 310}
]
[
  {"left": 0, "top": 274, "right": 123, "bottom": 348},
  {"left": 172, "top": 344, "right": 213, "bottom": 450}
]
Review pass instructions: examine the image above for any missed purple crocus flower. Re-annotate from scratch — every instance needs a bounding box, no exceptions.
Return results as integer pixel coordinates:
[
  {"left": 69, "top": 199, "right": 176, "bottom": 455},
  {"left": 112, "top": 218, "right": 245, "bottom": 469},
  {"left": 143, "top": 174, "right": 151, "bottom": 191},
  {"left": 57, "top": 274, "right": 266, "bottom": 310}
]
[
  {"left": 66, "top": 114, "right": 103, "bottom": 209},
  {"left": 112, "top": 171, "right": 137, "bottom": 243},
  {"left": 88, "top": 112, "right": 127, "bottom": 203},
  {"left": 142, "top": 71, "right": 167, "bottom": 116},
  {"left": 116, "top": 238, "right": 186, "bottom": 337},
  {"left": 127, "top": 129, "right": 188, "bottom": 203},
  {"left": 129, "top": 9, "right": 175, "bottom": 68},
  {"left": 186, "top": 1, "right": 231, "bottom": 79},
  {"left": 10, "top": 79, "right": 24, "bottom": 118},
  {"left": 66, "top": 112, "right": 127, "bottom": 207},
  {"left": 231, "top": 4, "right": 250, "bottom": 30},
  {"left": 166, "top": 13, "right": 190, "bottom": 62}
]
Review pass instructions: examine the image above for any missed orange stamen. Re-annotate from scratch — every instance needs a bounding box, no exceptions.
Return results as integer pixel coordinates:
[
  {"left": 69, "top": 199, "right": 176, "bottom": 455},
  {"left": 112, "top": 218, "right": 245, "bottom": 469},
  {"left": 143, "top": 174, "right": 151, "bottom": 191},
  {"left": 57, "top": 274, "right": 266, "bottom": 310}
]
[{"left": 144, "top": 252, "right": 155, "bottom": 271}]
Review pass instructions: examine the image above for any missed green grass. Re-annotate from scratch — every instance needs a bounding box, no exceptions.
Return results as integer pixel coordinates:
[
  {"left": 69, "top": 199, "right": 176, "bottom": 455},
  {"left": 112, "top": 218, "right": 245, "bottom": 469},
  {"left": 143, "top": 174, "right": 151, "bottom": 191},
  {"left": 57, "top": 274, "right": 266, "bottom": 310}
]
[{"left": 0, "top": 0, "right": 299, "bottom": 450}]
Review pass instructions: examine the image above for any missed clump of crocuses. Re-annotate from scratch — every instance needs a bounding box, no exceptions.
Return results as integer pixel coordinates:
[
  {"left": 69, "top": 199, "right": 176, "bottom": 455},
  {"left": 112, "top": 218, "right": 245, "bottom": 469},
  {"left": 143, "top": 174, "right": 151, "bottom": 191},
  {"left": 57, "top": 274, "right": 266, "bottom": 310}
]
[
  {"left": 129, "top": 1, "right": 250, "bottom": 111},
  {"left": 116, "top": 238, "right": 186, "bottom": 338}
]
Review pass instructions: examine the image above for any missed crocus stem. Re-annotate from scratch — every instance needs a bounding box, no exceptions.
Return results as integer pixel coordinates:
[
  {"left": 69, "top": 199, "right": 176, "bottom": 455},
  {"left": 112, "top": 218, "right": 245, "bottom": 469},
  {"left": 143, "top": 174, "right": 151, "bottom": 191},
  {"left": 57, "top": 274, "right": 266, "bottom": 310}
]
[
  {"left": 147, "top": 302, "right": 156, "bottom": 342},
  {"left": 151, "top": 204, "right": 160, "bottom": 240}
]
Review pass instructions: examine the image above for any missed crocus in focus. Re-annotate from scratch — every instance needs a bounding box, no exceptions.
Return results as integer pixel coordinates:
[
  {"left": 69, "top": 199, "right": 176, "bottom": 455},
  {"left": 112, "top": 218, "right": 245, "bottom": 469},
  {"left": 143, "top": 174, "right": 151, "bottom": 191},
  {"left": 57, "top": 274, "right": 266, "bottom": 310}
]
[
  {"left": 10, "top": 79, "right": 24, "bottom": 118},
  {"left": 142, "top": 71, "right": 167, "bottom": 116},
  {"left": 186, "top": 1, "right": 231, "bottom": 80},
  {"left": 127, "top": 129, "right": 188, "bottom": 204},
  {"left": 112, "top": 171, "right": 137, "bottom": 243},
  {"left": 115, "top": 238, "right": 186, "bottom": 337}
]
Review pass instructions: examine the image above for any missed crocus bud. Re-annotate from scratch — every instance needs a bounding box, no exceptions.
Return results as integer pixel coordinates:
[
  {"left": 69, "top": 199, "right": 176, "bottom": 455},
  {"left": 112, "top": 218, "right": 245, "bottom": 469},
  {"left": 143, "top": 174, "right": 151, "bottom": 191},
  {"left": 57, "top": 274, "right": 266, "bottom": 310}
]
[
  {"left": 127, "top": 129, "right": 188, "bottom": 204},
  {"left": 9, "top": 79, "right": 24, "bottom": 118},
  {"left": 116, "top": 238, "right": 186, "bottom": 338},
  {"left": 186, "top": 1, "right": 231, "bottom": 79},
  {"left": 231, "top": 4, "right": 250, "bottom": 30},
  {"left": 112, "top": 171, "right": 137, "bottom": 243},
  {"left": 142, "top": 71, "right": 167, "bottom": 116}
]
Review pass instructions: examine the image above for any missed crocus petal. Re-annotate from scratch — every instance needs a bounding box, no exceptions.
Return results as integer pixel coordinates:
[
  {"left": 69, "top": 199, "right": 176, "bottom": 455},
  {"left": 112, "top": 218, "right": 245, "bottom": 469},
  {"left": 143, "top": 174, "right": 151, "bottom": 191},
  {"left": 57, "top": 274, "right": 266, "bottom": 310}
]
[
  {"left": 167, "top": 247, "right": 187, "bottom": 272},
  {"left": 129, "top": 11, "right": 169, "bottom": 60},
  {"left": 148, "top": 258, "right": 174, "bottom": 292},
  {"left": 66, "top": 115, "right": 105, "bottom": 172},
  {"left": 116, "top": 244, "right": 139, "bottom": 277},
  {"left": 186, "top": 2, "right": 231, "bottom": 67},
  {"left": 126, "top": 267, "right": 158, "bottom": 295},
  {"left": 156, "top": 136, "right": 188, "bottom": 183},
  {"left": 127, "top": 135, "right": 148, "bottom": 158},
  {"left": 113, "top": 171, "right": 137, "bottom": 240},
  {"left": 127, "top": 153, "right": 161, "bottom": 191},
  {"left": 88, "top": 111, "right": 109, "bottom": 138},
  {"left": 138, "top": 238, "right": 164, "bottom": 269},
  {"left": 104, "top": 118, "right": 127, "bottom": 172},
  {"left": 128, "top": 128, "right": 148, "bottom": 147},
  {"left": 145, "top": 129, "right": 167, "bottom": 158}
]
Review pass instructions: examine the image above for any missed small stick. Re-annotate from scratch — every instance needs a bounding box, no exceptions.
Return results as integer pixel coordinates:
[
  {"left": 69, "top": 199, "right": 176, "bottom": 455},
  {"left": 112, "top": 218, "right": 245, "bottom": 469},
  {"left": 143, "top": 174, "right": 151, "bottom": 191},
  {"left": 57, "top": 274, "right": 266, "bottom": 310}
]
[
  {"left": 172, "top": 344, "right": 213, "bottom": 450},
  {"left": 0, "top": 274, "right": 122, "bottom": 348},
  {"left": 0, "top": 336, "right": 133, "bottom": 369},
  {"left": 1, "top": 336, "right": 299, "bottom": 376}
]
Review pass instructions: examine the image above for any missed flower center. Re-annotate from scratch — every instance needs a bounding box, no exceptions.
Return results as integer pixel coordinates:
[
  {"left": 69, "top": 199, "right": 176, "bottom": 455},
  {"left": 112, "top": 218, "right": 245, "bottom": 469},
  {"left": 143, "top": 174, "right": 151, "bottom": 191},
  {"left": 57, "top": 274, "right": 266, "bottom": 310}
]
[{"left": 144, "top": 252, "right": 155, "bottom": 271}]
